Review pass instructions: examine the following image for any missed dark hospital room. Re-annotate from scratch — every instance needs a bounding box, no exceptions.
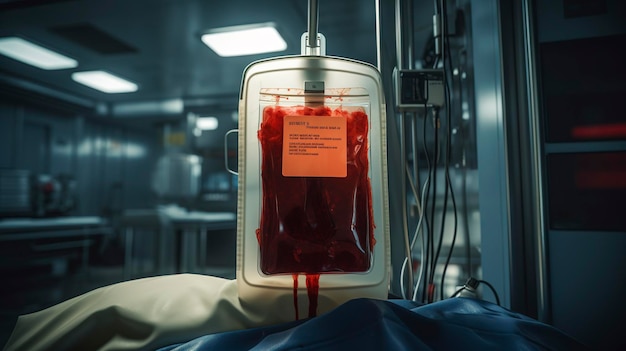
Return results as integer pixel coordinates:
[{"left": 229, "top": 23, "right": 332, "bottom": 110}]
[{"left": 0, "top": 0, "right": 625, "bottom": 350}]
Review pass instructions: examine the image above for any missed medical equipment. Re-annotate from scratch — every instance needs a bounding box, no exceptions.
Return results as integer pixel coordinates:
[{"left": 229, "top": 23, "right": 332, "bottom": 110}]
[{"left": 235, "top": 1, "right": 390, "bottom": 322}]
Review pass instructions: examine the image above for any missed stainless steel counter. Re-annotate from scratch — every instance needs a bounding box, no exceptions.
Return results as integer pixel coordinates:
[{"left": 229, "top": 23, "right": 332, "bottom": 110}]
[
  {"left": 120, "top": 206, "right": 236, "bottom": 279},
  {"left": 0, "top": 216, "right": 112, "bottom": 276},
  {"left": 0, "top": 216, "right": 109, "bottom": 240}
]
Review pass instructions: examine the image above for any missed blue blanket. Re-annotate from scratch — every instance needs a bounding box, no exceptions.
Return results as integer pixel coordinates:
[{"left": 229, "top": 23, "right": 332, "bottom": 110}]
[{"left": 157, "top": 297, "right": 589, "bottom": 350}]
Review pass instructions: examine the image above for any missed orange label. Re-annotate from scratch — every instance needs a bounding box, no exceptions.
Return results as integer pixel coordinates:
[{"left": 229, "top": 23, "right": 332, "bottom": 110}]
[{"left": 282, "top": 115, "right": 347, "bottom": 177}]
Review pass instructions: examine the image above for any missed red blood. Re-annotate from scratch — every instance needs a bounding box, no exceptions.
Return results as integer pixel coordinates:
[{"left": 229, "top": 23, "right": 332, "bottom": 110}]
[
  {"left": 257, "top": 104, "right": 376, "bottom": 318},
  {"left": 306, "top": 274, "right": 320, "bottom": 318},
  {"left": 257, "top": 105, "right": 375, "bottom": 275},
  {"left": 292, "top": 274, "right": 299, "bottom": 320}
]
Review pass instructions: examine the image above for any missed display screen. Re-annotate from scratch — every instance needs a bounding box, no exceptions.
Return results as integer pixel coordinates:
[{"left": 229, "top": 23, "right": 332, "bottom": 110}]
[
  {"left": 547, "top": 152, "right": 626, "bottom": 231},
  {"left": 540, "top": 34, "right": 626, "bottom": 142}
]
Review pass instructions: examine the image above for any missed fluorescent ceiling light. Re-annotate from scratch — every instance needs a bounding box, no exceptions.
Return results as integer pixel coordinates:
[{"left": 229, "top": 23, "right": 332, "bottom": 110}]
[
  {"left": 201, "top": 23, "right": 287, "bottom": 57},
  {"left": 0, "top": 36, "right": 78, "bottom": 70},
  {"left": 197, "top": 116, "right": 219, "bottom": 130},
  {"left": 72, "top": 70, "right": 138, "bottom": 93},
  {"left": 113, "top": 99, "right": 184, "bottom": 116}
]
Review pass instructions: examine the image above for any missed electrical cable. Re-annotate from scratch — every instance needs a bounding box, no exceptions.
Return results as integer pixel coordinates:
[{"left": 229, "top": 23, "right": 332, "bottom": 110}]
[
  {"left": 424, "top": 0, "right": 446, "bottom": 304},
  {"left": 450, "top": 286, "right": 465, "bottom": 298},
  {"left": 427, "top": 108, "right": 440, "bottom": 303},
  {"left": 457, "top": 50, "right": 473, "bottom": 278},
  {"left": 399, "top": 164, "right": 423, "bottom": 299},
  {"left": 407, "top": 165, "right": 423, "bottom": 221},
  {"left": 411, "top": 111, "right": 422, "bottom": 213},
  {"left": 432, "top": 160, "right": 449, "bottom": 301},
  {"left": 432, "top": 56, "right": 440, "bottom": 70},
  {"left": 410, "top": 164, "right": 430, "bottom": 301},
  {"left": 438, "top": 0, "right": 460, "bottom": 301},
  {"left": 479, "top": 279, "right": 501, "bottom": 306},
  {"left": 427, "top": 107, "right": 441, "bottom": 303},
  {"left": 439, "top": 139, "right": 458, "bottom": 301},
  {"left": 449, "top": 278, "right": 501, "bottom": 306},
  {"left": 420, "top": 106, "right": 433, "bottom": 303},
  {"left": 411, "top": 205, "right": 428, "bottom": 301},
  {"left": 451, "top": 42, "right": 472, "bottom": 278},
  {"left": 431, "top": 110, "right": 450, "bottom": 301},
  {"left": 420, "top": 122, "right": 429, "bottom": 303},
  {"left": 399, "top": 111, "right": 414, "bottom": 300},
  {"left": 409, "top": 108, "right": 425, "bottom": 300},
  {"left": 400, "top": 110, "right": 423, "bottom": 300},
  {"left": 460, "top": 169, "right": 471, "bottom": 276},
  {"left": 400, "top": 162, "right": 428, "bottom": 302}
]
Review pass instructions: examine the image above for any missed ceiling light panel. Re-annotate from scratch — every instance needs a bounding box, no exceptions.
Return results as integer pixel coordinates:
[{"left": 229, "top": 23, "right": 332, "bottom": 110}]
[
  {"left": 196, "top": 116, "right": 219, "bottom": 130},
  {"left": 72, "top": 70, "right": 138, "bottom": 94},
  {"left": 201, "top": 23, "right": 287, "bottom": 57},
  {"left": 0, "top": 36, "right": 78, "bottom": 70}
]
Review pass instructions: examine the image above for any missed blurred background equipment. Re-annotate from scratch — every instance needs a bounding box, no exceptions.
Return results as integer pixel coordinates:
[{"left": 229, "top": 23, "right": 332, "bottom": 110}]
[
  {"left": 151, "top": 153, "right": 202, "bottom": 203},
  {"left": 0, "top": 169, "right": 32, "bottom": 217},
  {"left": 0, "top": 169, "right": 77, "bottom": 218},
  {"left": 32, "top": 173, "right": 77, "bottom": 217}
]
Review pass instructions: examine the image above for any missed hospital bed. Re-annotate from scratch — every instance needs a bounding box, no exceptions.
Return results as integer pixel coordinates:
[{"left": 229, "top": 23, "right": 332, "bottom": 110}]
[{"left": 2, "top": 273, "right": 589, "bottom": 351}]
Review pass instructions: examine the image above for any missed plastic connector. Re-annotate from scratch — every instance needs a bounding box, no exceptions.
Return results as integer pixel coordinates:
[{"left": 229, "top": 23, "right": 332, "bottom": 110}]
[{"left": 464, "top": 277, "right": 479, "bottom": 291}]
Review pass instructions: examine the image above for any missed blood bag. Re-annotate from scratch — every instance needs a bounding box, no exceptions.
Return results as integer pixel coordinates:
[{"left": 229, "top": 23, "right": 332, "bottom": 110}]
[{"left": 236, "top": 54, "right": 390, "bottom": 322}]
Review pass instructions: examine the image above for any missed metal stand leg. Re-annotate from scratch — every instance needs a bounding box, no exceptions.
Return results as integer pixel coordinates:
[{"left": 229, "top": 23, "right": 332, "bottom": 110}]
[
  {"left": 124, "top": 227, "right": 134, "bottom": 280},
  {"left": 180, "top": 228, "right": 200, "bottom": 273},
  {"left": 157, "top": 227, "right": 167, "bottom": 275},
  {"left": 81, "top": 227, "right": 90, "bottom": 278},
  {"left": 181, "top": 230, "right": 190, "bottom": 273},
  {"left": 198, "top": 226, "right": 207, "bottom": 273}
]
